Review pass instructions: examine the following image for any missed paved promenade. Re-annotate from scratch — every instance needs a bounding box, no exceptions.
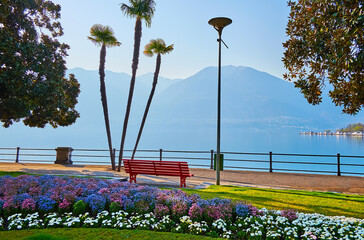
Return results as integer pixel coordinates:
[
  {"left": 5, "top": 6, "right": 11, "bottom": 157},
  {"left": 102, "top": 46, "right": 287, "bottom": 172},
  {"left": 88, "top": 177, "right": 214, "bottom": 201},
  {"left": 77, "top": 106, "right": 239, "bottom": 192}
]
[{"left": 0, "top": 162, "right": 363, "bottom": 194}]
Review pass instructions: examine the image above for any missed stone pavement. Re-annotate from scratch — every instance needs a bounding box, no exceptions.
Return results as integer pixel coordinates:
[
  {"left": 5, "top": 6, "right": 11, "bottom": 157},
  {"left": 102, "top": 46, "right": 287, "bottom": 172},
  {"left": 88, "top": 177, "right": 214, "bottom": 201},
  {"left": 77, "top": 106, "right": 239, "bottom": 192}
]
[{"left": 0, "top": 162, "right": 363, "bottom": 194}]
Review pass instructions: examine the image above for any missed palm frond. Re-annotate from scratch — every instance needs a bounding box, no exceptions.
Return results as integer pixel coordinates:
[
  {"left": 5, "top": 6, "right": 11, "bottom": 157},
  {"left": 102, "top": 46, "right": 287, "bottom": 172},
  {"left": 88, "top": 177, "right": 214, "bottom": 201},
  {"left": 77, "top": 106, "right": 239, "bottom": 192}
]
[
  {"left": 143, "top": 38, "right": 174, "bottom": 56},
  {"left": 120, "top": 0, "right": 155, "bottom": 27},
  {"left": 88, "top": 24, "right": 121, "bottom": 48}
]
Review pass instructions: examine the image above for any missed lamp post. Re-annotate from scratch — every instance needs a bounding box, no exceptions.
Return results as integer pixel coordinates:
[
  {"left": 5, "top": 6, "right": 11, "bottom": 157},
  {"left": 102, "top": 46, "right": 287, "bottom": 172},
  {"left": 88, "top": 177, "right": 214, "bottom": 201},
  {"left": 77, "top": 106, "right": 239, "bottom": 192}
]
[{"left": 208, "top": 17, "right": 232, "bottom": 185}]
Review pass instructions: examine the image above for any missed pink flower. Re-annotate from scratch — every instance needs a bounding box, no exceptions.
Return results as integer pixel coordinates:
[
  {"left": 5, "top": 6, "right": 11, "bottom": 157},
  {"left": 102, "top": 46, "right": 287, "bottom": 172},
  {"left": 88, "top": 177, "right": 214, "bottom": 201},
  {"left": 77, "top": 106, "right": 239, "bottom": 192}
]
[
  {"left": 99, "top": 188, "right": 110, "bottom": 195},
  {"left": 21, "top": 198, "right": 36, "bottom": 211},
  {"left": 188, "top": 203, "right": 203, "bottom": 221},
  {"left": 59, "top": 199, "right": 71, "bottom": 209}
]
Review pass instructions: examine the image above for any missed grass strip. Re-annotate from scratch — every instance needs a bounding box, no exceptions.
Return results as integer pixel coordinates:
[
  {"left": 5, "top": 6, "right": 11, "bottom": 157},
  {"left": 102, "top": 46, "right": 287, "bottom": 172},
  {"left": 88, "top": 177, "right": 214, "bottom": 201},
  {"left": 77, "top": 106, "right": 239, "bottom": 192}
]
[
  {"left": 183, "top": 185, "right": 364, "bottom": 219},
  {"left": 0, "top": 228, "right": 221, "bottom": 240}
]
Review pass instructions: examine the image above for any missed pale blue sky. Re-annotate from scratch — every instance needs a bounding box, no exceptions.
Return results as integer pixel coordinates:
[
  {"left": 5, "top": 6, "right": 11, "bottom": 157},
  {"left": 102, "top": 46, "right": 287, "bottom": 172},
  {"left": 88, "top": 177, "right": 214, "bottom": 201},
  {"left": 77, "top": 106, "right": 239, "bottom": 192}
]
[{"left": 55, "top": 0, "right": 290, "bottom": 79}]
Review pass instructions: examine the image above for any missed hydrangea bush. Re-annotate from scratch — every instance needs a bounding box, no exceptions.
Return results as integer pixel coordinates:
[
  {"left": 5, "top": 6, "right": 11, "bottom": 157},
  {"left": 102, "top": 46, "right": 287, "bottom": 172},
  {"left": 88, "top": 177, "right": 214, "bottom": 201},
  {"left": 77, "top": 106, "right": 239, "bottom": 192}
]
[{"left": 0, "top": 175, "right": 363, "bottom": 239}]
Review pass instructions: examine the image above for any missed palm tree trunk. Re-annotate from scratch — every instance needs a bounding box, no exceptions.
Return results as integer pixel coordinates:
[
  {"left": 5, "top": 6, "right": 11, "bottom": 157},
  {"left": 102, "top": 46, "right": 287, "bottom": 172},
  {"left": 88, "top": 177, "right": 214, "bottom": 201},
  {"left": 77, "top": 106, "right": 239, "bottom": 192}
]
[
  {"left": 99, "top": 44, "right": 115, "bottom": 170},
  {"left": 131, "top": 54, "right": 161, "bottom": 159},
  {"left": 117, "top": 18, "right": 142, "bottom": 172}
]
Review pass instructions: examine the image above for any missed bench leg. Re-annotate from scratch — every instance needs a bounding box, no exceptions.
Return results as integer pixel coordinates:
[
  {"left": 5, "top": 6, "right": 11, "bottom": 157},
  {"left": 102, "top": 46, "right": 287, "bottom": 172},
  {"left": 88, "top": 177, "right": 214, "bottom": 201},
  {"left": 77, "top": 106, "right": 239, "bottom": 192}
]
[
  {"left": 180, "top": 177, "right": 186, "bottom": 188},
  {"left": 130, "top": 174, "right": 137, "bottom": 184}
]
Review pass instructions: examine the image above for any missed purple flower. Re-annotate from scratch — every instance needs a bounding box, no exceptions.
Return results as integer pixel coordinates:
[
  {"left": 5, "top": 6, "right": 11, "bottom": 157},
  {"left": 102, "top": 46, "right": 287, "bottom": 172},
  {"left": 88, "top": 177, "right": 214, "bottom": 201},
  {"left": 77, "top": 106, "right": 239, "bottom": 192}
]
[
  {"left": 280, "top": 209, "right": 298, "bottom": 220},
  {"left": 154, "top": 204, "right": 170, "bottom": 219},
  {"left": 188, "top": 203, "right": 203, "bottom": 221},
  {"left": 171, "top": 201, "right": 188, "bottom": 219}
]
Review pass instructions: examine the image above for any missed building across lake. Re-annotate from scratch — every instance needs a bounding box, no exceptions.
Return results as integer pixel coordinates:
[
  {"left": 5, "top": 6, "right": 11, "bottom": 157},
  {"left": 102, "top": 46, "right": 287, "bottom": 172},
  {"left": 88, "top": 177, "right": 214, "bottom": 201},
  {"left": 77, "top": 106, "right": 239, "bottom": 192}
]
[{"left": 300, "top": 131, "right": 364, "bottom": 136}]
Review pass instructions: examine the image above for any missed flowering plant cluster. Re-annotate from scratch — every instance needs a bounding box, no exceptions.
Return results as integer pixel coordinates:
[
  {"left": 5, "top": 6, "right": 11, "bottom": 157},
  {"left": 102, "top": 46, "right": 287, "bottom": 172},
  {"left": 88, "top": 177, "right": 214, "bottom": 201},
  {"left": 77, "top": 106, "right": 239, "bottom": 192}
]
[{"left": 0, "top": 175, "right": 363, "bottom": 239}]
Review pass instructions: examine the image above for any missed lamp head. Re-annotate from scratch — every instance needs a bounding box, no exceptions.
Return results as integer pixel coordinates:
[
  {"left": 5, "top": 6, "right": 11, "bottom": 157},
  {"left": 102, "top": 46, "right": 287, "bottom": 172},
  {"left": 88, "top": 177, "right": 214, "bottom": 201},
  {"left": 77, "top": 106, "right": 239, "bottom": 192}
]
[{"left": 208, "top": 17, "right": 232, "bottom": 32}]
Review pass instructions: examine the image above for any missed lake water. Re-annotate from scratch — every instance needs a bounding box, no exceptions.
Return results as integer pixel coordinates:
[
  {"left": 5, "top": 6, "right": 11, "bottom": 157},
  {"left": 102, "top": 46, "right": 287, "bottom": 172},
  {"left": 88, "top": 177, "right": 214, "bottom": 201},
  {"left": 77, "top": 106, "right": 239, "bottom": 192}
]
[
  {"left": 1, "top": 131, "right": 363, "bottom": 176},
  {"left": 151, "top": 132, "right": 364, "bottom": 177}
]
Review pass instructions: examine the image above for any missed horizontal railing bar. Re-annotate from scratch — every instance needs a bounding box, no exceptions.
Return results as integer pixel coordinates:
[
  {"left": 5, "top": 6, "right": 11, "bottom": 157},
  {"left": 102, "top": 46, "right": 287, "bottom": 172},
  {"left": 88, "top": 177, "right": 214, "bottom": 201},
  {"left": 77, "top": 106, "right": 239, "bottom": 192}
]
[
  {"left": 129, "top": 149, "right": 160, "bottom": 153},
  {"left": 73, "top": 149, "right": 109, "bottom": 152},
  {"left": 18, "top": 154, "right": 55, "bottom": 157},
  {"left": 273, "top": 153, "right": 337, "bottom": 157},
  {"left": 162, "top": 150, "right": 211, "bottom": 154},
  {"left": 224, "top": 159, "right": 270, "bottom": 163},
  {"left": 341, "top": 155, "right": 364, "bottom": 159},
  {"left": 224, "top": 166, "right": 270, "bottom": 170},
  {"left": 221, "top": 151, "right": 269, "bottom": 156},
  {"left": 72, "top": 155, "right": 111, "bottom": 158},
  {"left": 162, "top": 157, "right": 210, "bottom": 161},
  {"left": 0, "top": 147, "right": 17, "bottom": 150},
  {"left": 75, "top": 161, "right": 111, "bottom": 164},
  {"left": 20, "top": 148, "right": 55, "bottom": 151},
  {"left": 17, "top": 159, "right": 54, "bottom": 162},
  {"left": 273, "top": 168, "right": 337, "bottom": 174},
  {"left": 340, "top": 163, "right": 364, "bottom": 167},
  {"left": 0, "top": 153, "right": 17, "bottom": 156},
  {"left": 273, "top": 161, "right": 337, "bottom": 165}
]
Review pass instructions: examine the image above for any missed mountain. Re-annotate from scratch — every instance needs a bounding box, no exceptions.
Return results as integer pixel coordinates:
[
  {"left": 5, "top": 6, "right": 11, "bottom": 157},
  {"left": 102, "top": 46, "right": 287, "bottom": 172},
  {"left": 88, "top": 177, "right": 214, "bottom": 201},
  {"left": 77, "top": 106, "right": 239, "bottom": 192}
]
[{"left": 1, "top": 66, "right": 363, "bottom": 151}]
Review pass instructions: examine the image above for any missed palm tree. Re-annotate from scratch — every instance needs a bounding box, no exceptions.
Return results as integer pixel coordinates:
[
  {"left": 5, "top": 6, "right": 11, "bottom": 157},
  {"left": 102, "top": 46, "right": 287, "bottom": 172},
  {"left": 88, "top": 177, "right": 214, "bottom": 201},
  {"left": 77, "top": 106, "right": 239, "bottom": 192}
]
[
  {"left": 131, "top": 39, "right": 173, "bottom": 159},
  {"left": 88, "top": 24, "right": 121, "bottom": 170},
  {"left": 117, "top": 0, "right": 156, "bottom": 172}
]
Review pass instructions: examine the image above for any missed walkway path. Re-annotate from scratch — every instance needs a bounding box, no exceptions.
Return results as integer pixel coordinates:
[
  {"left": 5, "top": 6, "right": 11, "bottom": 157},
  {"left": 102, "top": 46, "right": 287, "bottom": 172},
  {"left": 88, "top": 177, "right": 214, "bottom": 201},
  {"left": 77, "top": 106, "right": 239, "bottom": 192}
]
[{"left": 0, "top": 163, "right": 363, "bottom": 194}]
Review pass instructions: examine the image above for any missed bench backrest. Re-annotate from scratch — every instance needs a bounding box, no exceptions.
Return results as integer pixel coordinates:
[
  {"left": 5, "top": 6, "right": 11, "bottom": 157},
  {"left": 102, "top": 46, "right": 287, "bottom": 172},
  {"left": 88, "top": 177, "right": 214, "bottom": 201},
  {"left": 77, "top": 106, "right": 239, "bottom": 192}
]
[{"left": 123, "top": 159, "right": 191, "bottom": 177}]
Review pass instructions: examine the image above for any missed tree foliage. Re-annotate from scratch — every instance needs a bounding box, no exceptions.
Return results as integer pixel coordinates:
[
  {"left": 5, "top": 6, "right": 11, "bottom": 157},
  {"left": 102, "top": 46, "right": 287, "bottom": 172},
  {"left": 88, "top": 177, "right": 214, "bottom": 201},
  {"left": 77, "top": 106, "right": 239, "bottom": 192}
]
[
  {"left": 337, "top": 122, "right": 364, "bottom": 132},
  {"left": 0, "top": 0, "right": 80, "bottom": 128},
  {"left": 283, "top": 0, "right": 363, "bottom": 115}
]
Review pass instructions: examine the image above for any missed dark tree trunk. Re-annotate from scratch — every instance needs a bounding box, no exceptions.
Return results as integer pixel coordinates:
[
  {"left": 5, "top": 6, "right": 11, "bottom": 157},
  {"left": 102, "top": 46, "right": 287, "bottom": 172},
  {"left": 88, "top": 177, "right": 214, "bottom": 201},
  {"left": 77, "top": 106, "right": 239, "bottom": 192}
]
[
  {"left": 131, "top": 54, "right": 161, "bottom": 159},
  {"left": 117, "top": 18, "right": 142, "bottom": 171},
  {"left": 99, "top": 44, "right": 115, "bottom": 170}
]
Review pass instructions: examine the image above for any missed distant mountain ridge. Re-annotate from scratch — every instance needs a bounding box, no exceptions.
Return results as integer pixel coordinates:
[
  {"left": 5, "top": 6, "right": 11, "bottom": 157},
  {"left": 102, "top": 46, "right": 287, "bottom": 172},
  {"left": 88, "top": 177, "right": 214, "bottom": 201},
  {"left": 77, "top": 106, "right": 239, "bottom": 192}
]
[{"left": 0, "top": 66, "right": 362, "bottom": 150}]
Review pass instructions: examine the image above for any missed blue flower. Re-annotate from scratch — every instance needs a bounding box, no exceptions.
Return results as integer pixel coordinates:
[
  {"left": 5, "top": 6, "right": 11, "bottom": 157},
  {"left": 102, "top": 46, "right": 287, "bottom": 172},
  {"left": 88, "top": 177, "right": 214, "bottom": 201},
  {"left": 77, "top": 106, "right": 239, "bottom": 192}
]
[
  {"left": 235, "top": 204, "right": 250, "bottom": 218},
  {"left": 85, "top": 194, "right": 106, "bottom": 213},
  {"left": 37, "top": 196, "right": 56, "bottom": 212}
]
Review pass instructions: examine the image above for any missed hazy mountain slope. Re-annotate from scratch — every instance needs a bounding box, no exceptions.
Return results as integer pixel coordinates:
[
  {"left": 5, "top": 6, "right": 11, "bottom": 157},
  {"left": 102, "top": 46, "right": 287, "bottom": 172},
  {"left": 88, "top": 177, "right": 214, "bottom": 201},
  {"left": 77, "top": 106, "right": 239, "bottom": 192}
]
[{"left": 1, "top": 66, "right": 362, "bottom": 151}]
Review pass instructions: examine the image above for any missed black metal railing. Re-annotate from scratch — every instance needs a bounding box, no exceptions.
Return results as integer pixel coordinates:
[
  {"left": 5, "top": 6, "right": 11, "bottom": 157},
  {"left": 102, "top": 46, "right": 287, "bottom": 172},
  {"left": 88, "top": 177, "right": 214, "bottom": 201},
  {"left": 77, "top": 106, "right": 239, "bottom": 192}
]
[{"left": 0, "top": 147, "right": 363, "bottom": 176}]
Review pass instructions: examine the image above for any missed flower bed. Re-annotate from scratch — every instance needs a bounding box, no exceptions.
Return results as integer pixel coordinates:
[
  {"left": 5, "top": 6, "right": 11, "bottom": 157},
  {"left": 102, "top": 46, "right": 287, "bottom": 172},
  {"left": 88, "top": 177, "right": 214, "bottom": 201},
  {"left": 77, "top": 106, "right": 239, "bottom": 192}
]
[{"left": 0, "top": 175, "right": 363, "bottom": 239}]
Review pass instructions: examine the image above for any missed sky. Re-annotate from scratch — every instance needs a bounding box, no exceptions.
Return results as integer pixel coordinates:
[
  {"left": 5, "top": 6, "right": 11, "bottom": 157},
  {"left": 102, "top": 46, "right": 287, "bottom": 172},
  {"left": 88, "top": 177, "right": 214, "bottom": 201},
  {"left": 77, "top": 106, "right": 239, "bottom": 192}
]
[{"left": 55, "top": 0, "right": 290, "bottom": 79}]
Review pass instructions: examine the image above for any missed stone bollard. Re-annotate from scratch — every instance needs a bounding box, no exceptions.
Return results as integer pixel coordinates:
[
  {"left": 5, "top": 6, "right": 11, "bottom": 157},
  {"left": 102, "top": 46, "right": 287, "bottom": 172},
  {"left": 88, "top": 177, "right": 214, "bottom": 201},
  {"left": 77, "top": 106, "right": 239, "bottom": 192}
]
[{"left": 55, "top": 147, "right": 73, "bottom": 165}]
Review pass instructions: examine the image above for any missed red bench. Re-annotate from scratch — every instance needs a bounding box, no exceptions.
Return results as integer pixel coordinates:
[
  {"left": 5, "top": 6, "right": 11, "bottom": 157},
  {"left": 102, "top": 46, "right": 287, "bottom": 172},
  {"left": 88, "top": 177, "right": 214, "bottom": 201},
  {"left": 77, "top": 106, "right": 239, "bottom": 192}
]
[{"left": 123, "top": 159, "right": 194, "bottom": 188}]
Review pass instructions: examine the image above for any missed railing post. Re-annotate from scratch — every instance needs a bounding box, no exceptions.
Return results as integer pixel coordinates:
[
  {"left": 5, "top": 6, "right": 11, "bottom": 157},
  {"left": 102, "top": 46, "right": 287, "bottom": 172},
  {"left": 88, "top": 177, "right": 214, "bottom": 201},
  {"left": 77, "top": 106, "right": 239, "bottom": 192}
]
[
  {"left": 210, "top": 150, "right": 214, "bottom": 169},
  {"left": 15, "top": 147, "right": 20, "bottom": 163},
  {"left": 159, "top": 149, "right": 162, "bottom": 161},
  {"left": 269, "top": 151, "right": 273, "bottom": 173},
  {"left": 337, "top": 153, "right": 341, "bottom": 176}
]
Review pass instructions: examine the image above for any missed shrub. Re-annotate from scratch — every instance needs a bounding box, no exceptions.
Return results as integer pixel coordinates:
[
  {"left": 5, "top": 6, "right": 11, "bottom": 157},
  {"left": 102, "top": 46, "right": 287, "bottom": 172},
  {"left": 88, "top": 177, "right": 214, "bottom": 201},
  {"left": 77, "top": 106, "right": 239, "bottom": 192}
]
[
  {"left": 73, "top": 200, "right": 86, "bottom": 216},
  {"left": 109, "top": 202, "right": 122, "bottom": 213}
]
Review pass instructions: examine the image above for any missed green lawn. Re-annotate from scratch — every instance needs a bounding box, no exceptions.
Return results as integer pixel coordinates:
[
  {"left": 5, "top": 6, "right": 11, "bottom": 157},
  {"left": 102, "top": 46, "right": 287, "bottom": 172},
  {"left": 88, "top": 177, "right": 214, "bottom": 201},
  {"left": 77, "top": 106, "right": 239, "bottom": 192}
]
[
  {"left": 0, "top": 171, "right": 28, "bottom": 177},
  {"left": 0, "top": 229, "right": 221, "bottom": 240},
  {"left": 183, "top": 185, "right": 364, "bottom": 219}
]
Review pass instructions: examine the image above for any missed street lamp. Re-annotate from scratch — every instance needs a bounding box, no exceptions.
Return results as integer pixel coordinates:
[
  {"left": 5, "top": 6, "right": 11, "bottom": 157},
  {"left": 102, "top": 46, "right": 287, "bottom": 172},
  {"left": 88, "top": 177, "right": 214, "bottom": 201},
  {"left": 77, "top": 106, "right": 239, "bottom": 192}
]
[{"left": 208, "top": 17, "right": 232, "bottom": 185}]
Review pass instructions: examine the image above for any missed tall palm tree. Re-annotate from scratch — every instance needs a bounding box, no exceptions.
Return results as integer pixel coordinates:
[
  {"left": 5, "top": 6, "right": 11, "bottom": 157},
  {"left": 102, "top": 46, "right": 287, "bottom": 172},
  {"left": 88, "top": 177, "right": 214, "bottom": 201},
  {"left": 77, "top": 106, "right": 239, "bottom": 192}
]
[
  {"left": 88, "top": 24, "right": 121, "bottom": 170},
  {"left": 131, "top": 39, "right": 173, "bottom": 159},
  {"left": 117, "top": 0, "right": 156, "bottom": 172}
]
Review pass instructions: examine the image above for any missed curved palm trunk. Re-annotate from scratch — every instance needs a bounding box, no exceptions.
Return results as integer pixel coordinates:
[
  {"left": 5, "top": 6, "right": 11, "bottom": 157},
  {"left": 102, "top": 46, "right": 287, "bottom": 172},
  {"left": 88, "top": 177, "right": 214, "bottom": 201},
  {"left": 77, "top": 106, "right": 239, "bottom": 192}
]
[
  {"left": 131, "top": 54, "right": 161, "bottom": 159},
  {"left": 117, "top": 18, "right": 142, "bottom": 172},
  {"left": 99, "top": 44, "right": 115, "bottom": 170}
]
